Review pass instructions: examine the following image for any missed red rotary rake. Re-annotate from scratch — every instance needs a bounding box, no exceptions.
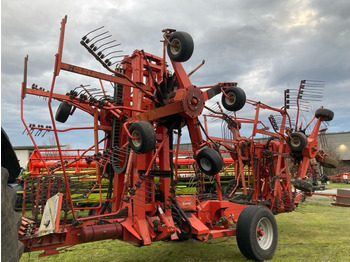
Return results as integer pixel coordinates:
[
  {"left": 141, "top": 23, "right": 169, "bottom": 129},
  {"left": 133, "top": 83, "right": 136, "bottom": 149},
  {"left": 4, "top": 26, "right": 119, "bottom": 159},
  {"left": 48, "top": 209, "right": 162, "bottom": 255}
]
[{"left": 18, "top": 16, "right": 336, "bottom": 261}]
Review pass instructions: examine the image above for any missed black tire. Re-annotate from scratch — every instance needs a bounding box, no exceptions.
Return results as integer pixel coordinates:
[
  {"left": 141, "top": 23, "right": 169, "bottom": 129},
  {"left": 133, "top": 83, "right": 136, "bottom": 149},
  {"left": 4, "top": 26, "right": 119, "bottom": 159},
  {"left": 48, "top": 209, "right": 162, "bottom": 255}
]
[
  {"left": 315, "top": 108, "right": 334, "bottom": 121},
  {"left": 167, "top": 31, "right": 194, "bottom": 62},
  {"left": 236, "top": 206, "right": 278, "bottom": 261},
  {"left": 320, "top": 156, "right": 338, "bottom": 169},
  {"left": 292, "top": 179, "right": 312, "bottom": 192},
  {"left": 1, "top": 167, "right": 24, "bottom": 261},
  {"left": 1, "top": 128, "right": 20, "bottom": 183},
  {"left": 196, "top": 148, "right": 223, "bottom": 176},
  {"left": 172, "top": 199, "right": 192, "bottom": 241},
  {"left": 55, "top": 101, "right": 72, "bottom": 123},
  {"left": 287, "top": 132, "right": 308, "bottom": 152},
  {"left": 128, "top": 121, "right": 156, "bottom": 154},
  {"left": 221, "top": 86, "right": 246, "bottom": 112},
  {"left": 88, "top": 201, "right": 112, "bottom": 216}
]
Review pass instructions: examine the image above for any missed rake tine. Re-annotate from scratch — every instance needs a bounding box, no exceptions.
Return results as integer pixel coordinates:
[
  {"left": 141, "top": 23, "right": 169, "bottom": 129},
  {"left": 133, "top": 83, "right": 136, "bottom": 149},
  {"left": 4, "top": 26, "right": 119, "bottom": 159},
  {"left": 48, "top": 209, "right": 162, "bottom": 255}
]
[
  {"left": 88, "top": 31, "right": 109, "bottom": 44},
  {"left": 104, "top": 50, "right": 124, "bottom": 58},
  {"left": 82, "top": 26, "right": 105, "bottom": 42},
  {"left": 96, "top": 39, "right": 116, "bottom": 51},
  {"left": 97, "top": 44, "right": 122, "bottom": 57},
  {"left": 90, "top": 35, "right": 112, "bottom": 51}
]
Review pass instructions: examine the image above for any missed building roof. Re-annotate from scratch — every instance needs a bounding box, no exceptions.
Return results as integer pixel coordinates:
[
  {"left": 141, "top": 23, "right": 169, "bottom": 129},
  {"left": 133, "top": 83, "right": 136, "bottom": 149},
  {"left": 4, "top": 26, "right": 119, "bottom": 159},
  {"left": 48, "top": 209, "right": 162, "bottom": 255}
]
[{"left": 13, "top": 145, "right": 67, "bottom": 150}]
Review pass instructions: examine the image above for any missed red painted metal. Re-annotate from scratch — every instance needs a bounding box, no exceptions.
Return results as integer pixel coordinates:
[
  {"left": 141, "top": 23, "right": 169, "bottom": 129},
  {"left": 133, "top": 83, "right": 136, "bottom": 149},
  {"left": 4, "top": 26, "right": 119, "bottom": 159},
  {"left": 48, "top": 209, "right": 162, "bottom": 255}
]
[
  {"left": 201, "top": 95, "right": 334, "bottom": 214},
  {"left": 19, "top": 17, "right": 246, "bottom": 256},
  {"left": 28, "top": 149, "right": 97, "bottom": 176},
  {"left": 329, "top": 172, "right": 350, "bottom": 183},
  {"left": 18, "top": 16, "right": 335, "bottom": 260},
  {"left": 80, "top": 223, "right": 123, "bottom": 243}
]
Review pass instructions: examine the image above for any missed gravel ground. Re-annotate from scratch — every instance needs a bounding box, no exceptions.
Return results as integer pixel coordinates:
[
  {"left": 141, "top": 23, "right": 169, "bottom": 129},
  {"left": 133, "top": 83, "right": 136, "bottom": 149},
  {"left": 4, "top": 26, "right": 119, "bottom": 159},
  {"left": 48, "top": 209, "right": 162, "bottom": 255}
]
[
  {"left": 314, "top": 187, "right": 349, "bottom": 195},
  {"left": 313, "top": 187, "right": 350, "bottom": 207}
]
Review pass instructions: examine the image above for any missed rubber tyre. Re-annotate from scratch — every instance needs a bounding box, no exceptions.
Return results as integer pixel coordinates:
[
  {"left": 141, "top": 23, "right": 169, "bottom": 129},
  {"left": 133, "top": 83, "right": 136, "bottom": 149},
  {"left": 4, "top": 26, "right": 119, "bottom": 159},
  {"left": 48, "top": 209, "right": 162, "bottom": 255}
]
[
  {"left": 167, "top": 31, "right": 194, "bottom": 62},
  {"left": 55, "top": 101, "right": 72, "bottom": 123},
  {"left": 128, "top": 121, "right": 156, "bottom": 154},
  {"left": 236, "top": 206, "right": 278, "bottom": 261},
  {"left": 320, "top": 156, "right": 338, "bottom": 169},
  {"left": 221, "top": 86, "right": 246, "bottom": 112},
  {"left": 287, "top": 132, "right": 308, "bottom": 152},
  {"left": 172, "top": 215, "right": 191, "bottom": 241},
  {"left": 1, "top": 167, "right": 24, "bottom": 262},
  {"left": 1, "top": 128, "right": 21, "bottom": 183},
  {"left": 292, "top": 179, "right": 312, "bottom": 192},
  {"left": 196, "top": 148, "right": 223, "bottom": 176},
  {"left": 315, "top": 108, "right": 334, "bottom": 121},
  {"left": 88, "top": 201, "right": 112, "bottom": 216}
]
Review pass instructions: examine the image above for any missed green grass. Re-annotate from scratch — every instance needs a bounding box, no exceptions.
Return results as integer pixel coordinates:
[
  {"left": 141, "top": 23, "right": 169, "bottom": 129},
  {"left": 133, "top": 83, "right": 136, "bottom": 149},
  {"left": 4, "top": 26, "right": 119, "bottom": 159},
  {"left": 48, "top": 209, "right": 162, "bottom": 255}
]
[
  {"left": 20, "top": 192, "right": 350, "bottom": 262},
  {"left": 325, "top": 182, "right": 350, "bottom": 189}
]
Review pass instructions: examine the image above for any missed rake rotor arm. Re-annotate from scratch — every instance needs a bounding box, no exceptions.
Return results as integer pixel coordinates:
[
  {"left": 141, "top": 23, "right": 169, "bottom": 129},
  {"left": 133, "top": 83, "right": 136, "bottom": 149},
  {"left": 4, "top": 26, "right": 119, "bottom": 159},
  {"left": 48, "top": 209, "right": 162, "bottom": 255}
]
[
  {"left": 24, "top": 87, "right": 126, "bottom": 124},
  {"left": 129, "top": 72, "right": 225, "bottom": 123},
  {"left": 186, "top": 117, "right": 208, "bottom": 152},
  {"left": 20, "top": 57, "right": 51, "bottom": 175},
  {"left": 80, "top": 42, "right": 158, "bottom": 103},
  {"left": 59, "top": 62, "right": 156, "bottom": 102}
]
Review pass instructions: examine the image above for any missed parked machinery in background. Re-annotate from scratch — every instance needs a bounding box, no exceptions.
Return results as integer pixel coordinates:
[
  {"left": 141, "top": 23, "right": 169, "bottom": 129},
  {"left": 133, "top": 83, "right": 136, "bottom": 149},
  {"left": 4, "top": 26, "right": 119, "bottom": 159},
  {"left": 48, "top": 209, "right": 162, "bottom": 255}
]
[{"left": 201, "top": 81, "right": 337, "bottom": 214}]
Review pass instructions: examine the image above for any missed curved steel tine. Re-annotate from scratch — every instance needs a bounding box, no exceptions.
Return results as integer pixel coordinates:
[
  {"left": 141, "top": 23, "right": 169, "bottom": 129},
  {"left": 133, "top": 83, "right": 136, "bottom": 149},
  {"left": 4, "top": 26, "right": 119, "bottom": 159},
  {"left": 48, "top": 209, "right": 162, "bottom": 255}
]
[
  {"left": 90, "top": 35, "right": 112, "bottom": 50},
  {"left": 104, "top": 50, "right": 123, "bottom": 58},
  {"left": 88, "top": 31, "right": 109, "bottom": 43},
  {"left": 98, "top": 44, "right": 122, "bottom": 57},
  {"left": 82, "top": 26, "right": 104, "bottom": 41},
  {"left": 96, "top": 39, "right": 116, "bottom": 51},
  {"left": 105, "top": 55, "right": 125, "bottom": 64}
]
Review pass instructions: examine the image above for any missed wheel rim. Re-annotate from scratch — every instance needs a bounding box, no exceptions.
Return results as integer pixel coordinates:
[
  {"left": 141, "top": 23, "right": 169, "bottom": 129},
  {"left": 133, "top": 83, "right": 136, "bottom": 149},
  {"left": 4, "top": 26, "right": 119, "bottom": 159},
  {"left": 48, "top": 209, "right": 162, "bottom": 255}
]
[
  {"left": 170, "top": 39, "right": 181, "bottom": 55},
  {"left": 131, "top": 130, "right": 141, "bottom": 148},
  {"left": 290, "top": 137, "right": 301, "bottom": 147},
  {"left": 256, "top": 217, "right": 274, "bottom": 250},
  {"left": 225, "top": 92, "right": 236, "bottom": 105},
  {"left": 200, "top": 158, "right": 212, "bottom": 172}
]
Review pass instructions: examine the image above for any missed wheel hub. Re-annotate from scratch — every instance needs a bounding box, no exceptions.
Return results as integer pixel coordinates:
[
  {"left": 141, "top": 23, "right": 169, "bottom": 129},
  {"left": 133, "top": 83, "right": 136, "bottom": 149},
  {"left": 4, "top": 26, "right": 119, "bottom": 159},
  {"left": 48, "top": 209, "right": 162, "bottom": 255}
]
[
  {"left": 182, "top": 87, "right": 205, "bottom": 118},
  {"left": 170, "top": 39, "right": 181, "bottom": 55},
  {"left": 200, "top": 158, "right": 212, "bottom": 172},
  {"left": 225, "top": 92, "right": 236, "bottom": 105},
  {"left": 256, "top": 217, "right": 273, "bottom": 250},
  {"left": 291, "top": 137, "right": 301, "bottom": 147},
  {"left": 131, "top": 130, "right": 141, "bottom": 147}
]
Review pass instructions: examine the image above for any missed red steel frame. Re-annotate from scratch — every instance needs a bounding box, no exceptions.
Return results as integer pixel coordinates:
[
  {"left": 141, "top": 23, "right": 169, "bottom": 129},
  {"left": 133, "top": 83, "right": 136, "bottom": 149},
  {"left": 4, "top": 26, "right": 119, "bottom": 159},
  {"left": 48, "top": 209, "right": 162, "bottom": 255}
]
[
  {"left": 27, "top": 148, "right": 97, "bottom": 176},
  {"left": 19, "top": 16, "right": 250, "bottom": 256},
  {"left": 201, "top": 94, "right": 333, "bottom": 213}
]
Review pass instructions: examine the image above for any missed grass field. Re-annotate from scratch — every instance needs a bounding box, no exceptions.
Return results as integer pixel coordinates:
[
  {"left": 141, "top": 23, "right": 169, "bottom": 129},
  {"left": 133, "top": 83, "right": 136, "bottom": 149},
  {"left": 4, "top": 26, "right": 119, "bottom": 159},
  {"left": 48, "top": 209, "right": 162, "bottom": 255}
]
[{"left": 20, "top": 185, "right": 350, "bottom": 262}]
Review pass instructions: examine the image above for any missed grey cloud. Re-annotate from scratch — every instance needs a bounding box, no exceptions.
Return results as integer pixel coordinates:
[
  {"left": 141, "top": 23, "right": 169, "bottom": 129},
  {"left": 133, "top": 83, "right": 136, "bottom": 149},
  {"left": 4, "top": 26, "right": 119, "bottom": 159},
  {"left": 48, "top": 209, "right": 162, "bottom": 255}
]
[{"left": 2, "top": 0, "right": 349, "bottom": 146}]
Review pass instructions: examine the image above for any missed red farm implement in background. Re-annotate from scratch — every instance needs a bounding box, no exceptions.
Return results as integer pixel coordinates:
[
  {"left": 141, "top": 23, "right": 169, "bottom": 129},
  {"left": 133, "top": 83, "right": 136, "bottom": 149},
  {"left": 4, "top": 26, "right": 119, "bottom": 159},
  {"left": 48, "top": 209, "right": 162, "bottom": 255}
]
[
  {"left": 18, "top": 16, "right": 336, "bottom": 261},
  {"left": 200, "top": 93, "right": 337, "bottom": 214},
  {"left": 329, "top": 172, "right": 350, "bottom": 183},
  {"left": 27, "top": 148, "right": 97, "bottom": 176}
]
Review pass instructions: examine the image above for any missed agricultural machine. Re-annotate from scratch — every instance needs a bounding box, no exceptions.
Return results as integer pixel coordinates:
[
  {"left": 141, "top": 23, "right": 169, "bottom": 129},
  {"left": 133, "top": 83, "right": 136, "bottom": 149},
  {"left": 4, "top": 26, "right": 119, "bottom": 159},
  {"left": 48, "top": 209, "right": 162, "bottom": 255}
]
[
  {"left": 328, "top": 172, "right": 349, "bottom": 183},
  {"left": 16, "top": 16, "right": 337, "bottom": 261},
  {"left": 201, "top": 89, "right": 336, "bottom": 214}
]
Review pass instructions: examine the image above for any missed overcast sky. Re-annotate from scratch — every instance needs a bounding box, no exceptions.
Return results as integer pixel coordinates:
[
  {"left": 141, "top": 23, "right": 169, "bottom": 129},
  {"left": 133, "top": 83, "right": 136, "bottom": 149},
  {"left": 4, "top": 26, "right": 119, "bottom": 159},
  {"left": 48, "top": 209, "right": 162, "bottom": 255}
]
[{"left": 1, "top": 0, "right": 350, "bottom": 149}]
